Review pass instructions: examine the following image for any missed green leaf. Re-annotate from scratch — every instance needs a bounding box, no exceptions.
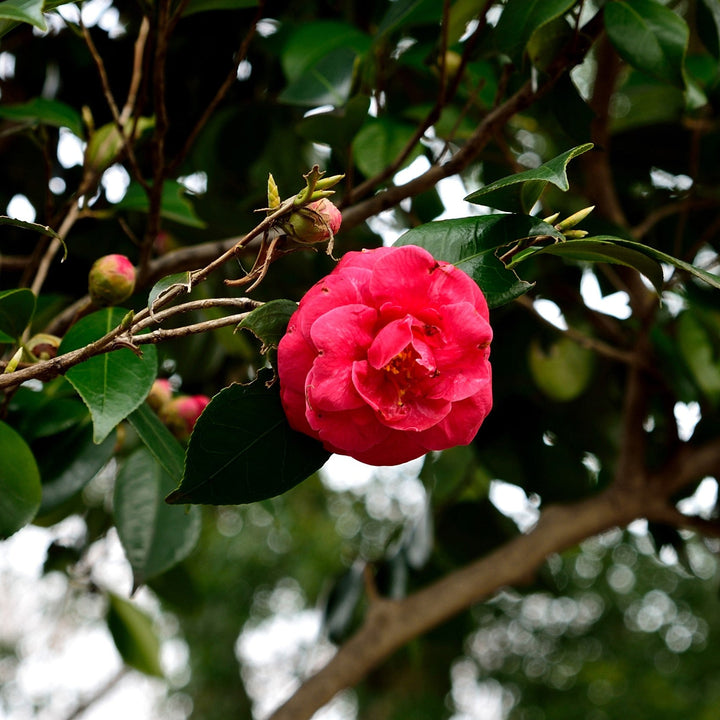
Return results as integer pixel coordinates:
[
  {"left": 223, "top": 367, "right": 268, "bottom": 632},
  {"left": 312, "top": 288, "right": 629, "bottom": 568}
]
[
  {"left": 106, "top": 593, "right": 164, "bottom": 677},
  {"left": 279, "top": 46, "right": 359, "bottom": 107},
  {"left": 114, "top": 448, "right": 201, "bottom": 588},
  {"left": 127, "top": 402, "right": 186, "bottom": 482},
  {"left": 37, "top": 423, "right": 116, "bottom": 515},
  {"left": 182, "top": 0, "right": 257, "bottom": 16},
  {"left": 147, "top": 271, "right": 192, "bottom": 314},
  {"left": 0, "top": 97, "right": 83, "bottom": 137},
  {"left": 25, "top": 398, "right": 89, "bottom": 440},
  {"left": 167, "top": 369, "right": 330, "bottom": 505},
  {"left": 0, "top": 288, "right": 36, "bottom": 340},
  {"left": 677, "top": 311, "right": 720, "bottom": 404},
  {"left": 495, "top": 0, "right": 577, "bottom": 65},
  {"left": 352, "top": 117, "right": 425, "bottom": 179},
  {"left": 606, "top": 237, "right": 720, "bottom": 291},
  {"left": 0, "top": 215, "right": 61, "bottom": 240},
  {"left": 604, "top": 0, "right": 688, "bottom": 88},
  {"left": 0, "top": 420, "right": 41, "bottom": 538},
  {"left": 59, "top": 308, "right": 158, "bottom": 443},
  {"left": 376, "top": 0, "right": 442, "bottom": 38},
  {"left": 395, "top": 215, "right": 565, "bottom": 307},
  {"left": 238, "top": 299, "right": 297, "bottom": 351},
  {"left": 511, "top": 238, "right": 665, "bottom": 294},
  {"left": 697, "top": 0, "right": 720, "bottom": 59},
  {"left": 115, "top": 181, "right": 206, "bottom": 228},
  {"left": 281, "top": 20, "right": 371, "bottom": 83},
  {"left": 0, "top": 0, "right": 46, "bottom": 31},
  {"left": 464, "top": 143, "right": 593, "bottom": 213}
]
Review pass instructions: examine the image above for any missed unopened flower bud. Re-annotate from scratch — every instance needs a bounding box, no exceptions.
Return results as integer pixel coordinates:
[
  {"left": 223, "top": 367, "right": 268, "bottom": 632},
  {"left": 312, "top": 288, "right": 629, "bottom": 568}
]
[
  {"left": 147, "top": 378, "right": 174, "bottom": 412},
  {"left": 25, "top": 333, "right": 62, "bottom": 361},
  {"left": 159, "top": 394, "right": 210, "bottom": 440},
  {"left": 281, "top": 198, "right": 342, "bottom": 244},
  {"left": 88, "top": 254, "right": 136, "bottom": 306}
]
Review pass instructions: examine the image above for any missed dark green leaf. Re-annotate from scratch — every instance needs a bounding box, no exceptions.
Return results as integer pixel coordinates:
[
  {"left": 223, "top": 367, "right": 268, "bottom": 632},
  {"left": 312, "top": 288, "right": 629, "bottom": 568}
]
[
  {"left": 0, "top": 215, "right": 61, "bottom": 240},
  {"left": 114, "top": 448, "right": 201, "bottom": 588},
  {"left": 609, "top": 237, "right": 720, "bottom": 291},
  {"left": 115, "top": 181, "right": 206, "bottom": 228},
  {"left": 26, "top": 398, "right": 89, "bottom": 440},
  {"left": 0, "top": 97, "right": 84, "bottom": 137},
  {"left": 127, "top": 402, "right": 186, "bottom": 482},
  {"left": 107, "top": 593, "right": 164, "bottom": 677},
  {"left": 238, "top": 299, "right": 297, "bottom": 351},
  {"left": 0, "top": 420, "right": 41, "bottom": 538},
  {"left": 677, "top": 311, "right": 720, "bottom": 403},
  {"left": 464, "top": 143, "right": 593, "bottom": 213},
  {"left": 60, "top": 308, "right": 158, "bottom": 443},
  {"left": 697, "top": 0, "right": 720, "bottom": 58},
  {"left": 147, "top": 271, "right": 192, "bottom": 314},
  {"left": 395, "top": 215, "right": 565, "bottom": 307},
  {"left": 167, "top": 369, "right": 330, "bottom": 505},
  {"left": 376, "top": 0, "right": 442, "bottom": 38},
  {"left": 495, "top": 0, "right": 577, "bottom": 65},
  {"left": 281, "top": 21, "right": 371, "bottom": 83},
  {"left": 604, "top": 0, "right": 688, "bottom": 88},
  {"left": 279, "top": 46, "right": 358, "bottom": 107},
  {"left": 512, "top": 238, "right": 665, "bottom": 294},
  {"left": 352, "top": 117, "right": 424, "bottom": 179},
  {"left": 0, "top": 0, "right": 46, "bottom": 31},
  {"left": 182, "top": 0, "right": 257, "bottom": 16},
  {"left": 323, "top": 563, "right": 365, "bottom": 643},
  {"left": 0, "top": 288, "right": 35, "bottom": 340},
  {"left": 37, "top": 423, "right": 116, "bottom": 515}
]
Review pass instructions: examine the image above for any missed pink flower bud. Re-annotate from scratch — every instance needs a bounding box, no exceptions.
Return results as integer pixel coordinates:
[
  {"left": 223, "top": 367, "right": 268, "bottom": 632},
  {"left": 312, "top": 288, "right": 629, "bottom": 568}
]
[
  {"left": 160, "top": 394, "right": 210, "bottom": 440},
  {"left": 88, "top": 254, "right": 136, "bottom": 306},
  {"left": 282, "top": 199, "right": 342, "bottom": 244},
  {"left": 147, "top": 378, "right": 174, "bottom": 412}
]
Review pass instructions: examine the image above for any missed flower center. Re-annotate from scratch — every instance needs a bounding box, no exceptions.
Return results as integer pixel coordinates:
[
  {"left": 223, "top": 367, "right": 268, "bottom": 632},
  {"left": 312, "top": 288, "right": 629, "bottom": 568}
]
[{"left": 383, "top": 346, "right": 429, "bottom": 405}]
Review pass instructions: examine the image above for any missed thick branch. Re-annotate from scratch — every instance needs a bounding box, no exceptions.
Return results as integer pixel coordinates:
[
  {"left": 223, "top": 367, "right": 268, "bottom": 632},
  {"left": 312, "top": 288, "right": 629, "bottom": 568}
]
[{"left": 268, "top": 487, "right": 642, "bottom": 720}]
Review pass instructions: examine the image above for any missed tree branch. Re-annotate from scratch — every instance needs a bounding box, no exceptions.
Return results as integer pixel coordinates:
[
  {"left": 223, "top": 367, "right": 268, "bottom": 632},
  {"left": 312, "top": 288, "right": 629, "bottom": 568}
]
[{"left": 268, "top": 487, "right": 643, "bottom": 720}]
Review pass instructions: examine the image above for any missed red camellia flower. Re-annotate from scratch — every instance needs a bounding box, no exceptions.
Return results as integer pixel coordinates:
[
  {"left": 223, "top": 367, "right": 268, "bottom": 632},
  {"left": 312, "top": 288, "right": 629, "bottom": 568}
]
[{"left": 277, "top": 245, "right": 493, "bottom": 466}]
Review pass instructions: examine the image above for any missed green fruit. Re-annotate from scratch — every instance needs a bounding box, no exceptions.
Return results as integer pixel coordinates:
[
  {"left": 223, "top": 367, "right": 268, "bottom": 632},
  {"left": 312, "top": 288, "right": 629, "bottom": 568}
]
[{"left": 528, "top": 336, "right": 594, "bottom": 402}]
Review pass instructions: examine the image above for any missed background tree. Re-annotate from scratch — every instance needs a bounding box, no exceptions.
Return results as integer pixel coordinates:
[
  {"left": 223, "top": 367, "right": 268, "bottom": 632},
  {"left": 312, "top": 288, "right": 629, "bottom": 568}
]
[{"left": 1, "top": 1, "right": 720, "bottom": 719}]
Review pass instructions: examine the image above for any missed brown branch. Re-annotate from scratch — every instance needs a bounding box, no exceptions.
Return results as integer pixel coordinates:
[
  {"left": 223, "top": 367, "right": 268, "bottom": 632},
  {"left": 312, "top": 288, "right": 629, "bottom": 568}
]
[
  {"left": 268, "top": 486, "right": 643, "bottom": 720},
  {"left": 514, "top": 294, "right": 643, "bottom": 368}
]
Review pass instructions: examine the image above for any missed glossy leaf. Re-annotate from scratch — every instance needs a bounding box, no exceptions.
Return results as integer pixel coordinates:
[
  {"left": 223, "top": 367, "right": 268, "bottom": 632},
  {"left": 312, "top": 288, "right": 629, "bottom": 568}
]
[
  {"left": 167, "top": 369, "right": 330, "bottom": 505},
  {"left": 280, "top": 21, "right": 370, "bottom": 83},
  {"left": 26, "top": 398, "right": 90, "bottom": 440},
  {"left": 677, "top": 311, "right": 720, "bottom": 403},
  {"left": 60, "top": 308, "right": 158, "bottom": 443},
  {"left": 106, "top": 593, "right": 164, "bottom": 677},
  {"left": 604, "top": 0, "right": 688, "bottom": 88},
  {"left": 127, "top": 402, "right": 186, "bottom": 482},
  {"left": 697, "top": 0, "right": 720, "bottom": 58},
  {"left": 395, "top": 215, "right": 565, "bottom": 307},
  {"left": 115, "top": 181, "right": 206, "bottom": 228},
  {"left": 464, "top": 144, "right": 593, "bottom": 213},
  {"left": 495, "top": 0, "right": 577, "bottom": 65},
  {"left": 279, "top": 46, "right": 358, "bottom": 107},
  {"left": 37, "top": 423, "right": 116, "bottom": 515},
  {"left": 0, "top": 288, "right": 35, "bottom": 340},
  {"left": 607, "top": 237, "right": 720, "bottom": 291},
  {"left": 511, "top": 237, "right": 665, "bottom": 294},
  {"left": 352, "top": 117, "right": 424, "bottom": 179},
  {"left": 238, "top": 299, "right": 297, "bottom": 351},
  {"left": 0, "top": 0, "right": 46, "bottom": 31},
  {"left": 376, "top": 0, "right": 442, "bottom": 37},
  {"left": 0, "top": 97, "right": 83, "bottom": 137},
  {"left": 0, "top": 420, "right": 41, "bottom": 538},
  {"left": 114, "top": 448, "right": 201, "bottom": 588},
  {"left": 147, "top": 271, "right": 192, "bottom": 314},
  {"left": 0, "top": 215, "right": 61, "bottom": 240},
  {"left": 182, "top": 0, "right": 257, "bottom": 15}
]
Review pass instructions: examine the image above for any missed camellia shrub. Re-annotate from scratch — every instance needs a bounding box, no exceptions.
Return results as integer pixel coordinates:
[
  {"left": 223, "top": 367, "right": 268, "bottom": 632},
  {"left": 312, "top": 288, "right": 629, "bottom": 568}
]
[{"left": 2, "top": 1, "right": 720, "bottom": 719}]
